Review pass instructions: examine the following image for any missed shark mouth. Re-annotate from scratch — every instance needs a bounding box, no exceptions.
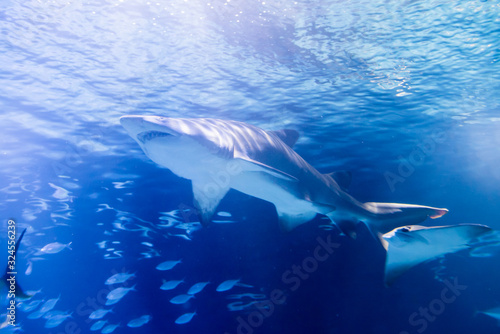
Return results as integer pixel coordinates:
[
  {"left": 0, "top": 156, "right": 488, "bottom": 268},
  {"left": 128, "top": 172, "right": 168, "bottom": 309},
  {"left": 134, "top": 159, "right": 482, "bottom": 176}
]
[{"left": 137, "top": 131, "right": 173, "bottom": 144}]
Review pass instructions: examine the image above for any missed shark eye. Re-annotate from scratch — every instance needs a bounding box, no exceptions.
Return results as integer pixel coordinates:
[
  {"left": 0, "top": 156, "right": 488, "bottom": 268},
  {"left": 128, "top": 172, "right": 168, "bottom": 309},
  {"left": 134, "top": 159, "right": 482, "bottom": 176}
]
[{"left": 400, "top": 227, "right": 410, "bottom": 233}]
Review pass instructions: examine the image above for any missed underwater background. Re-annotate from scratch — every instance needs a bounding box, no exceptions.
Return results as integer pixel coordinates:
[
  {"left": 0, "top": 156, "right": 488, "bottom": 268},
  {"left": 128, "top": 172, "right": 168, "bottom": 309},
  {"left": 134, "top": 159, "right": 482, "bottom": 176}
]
[{"left": 1, "top": 0, "right": 500, "bottom": 333}]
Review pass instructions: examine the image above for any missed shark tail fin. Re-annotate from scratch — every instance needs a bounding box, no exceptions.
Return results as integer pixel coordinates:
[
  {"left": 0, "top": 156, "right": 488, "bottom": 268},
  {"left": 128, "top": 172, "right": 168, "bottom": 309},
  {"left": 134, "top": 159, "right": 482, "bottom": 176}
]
[{"left": 362, "top": 202, "right": 448, "bottom": 238}]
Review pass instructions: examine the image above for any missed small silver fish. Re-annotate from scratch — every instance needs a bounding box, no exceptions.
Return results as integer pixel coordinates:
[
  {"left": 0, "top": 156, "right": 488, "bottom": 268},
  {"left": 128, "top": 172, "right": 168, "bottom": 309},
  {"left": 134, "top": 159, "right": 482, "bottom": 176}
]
[
  {"left": 169, "top": 294, "right": 194, "bottom": 305},
  {"left": 175, "top": 312, "right": 196, "bottom": 324},
  {"left": 216, "top": 279, "right": 242, "bottom": 292},
  {"left": 39, "top": 242, "right": 72, "bottom": 254},
  {"left": 101, "top": 323, "right": 120, "bottom": 334},
  {"left": 39, "top": 297, "right": 60, "bottom": 313},
  {"left": 90, "top": 320, "right": 107, "bottom": 331},
  {"left": 44, "top": 313, "right": 72, "bottom": 328},
  {"left": 156, "top": 260, "right": 182, "bottom": 271},
  {"left": 89, "top": 308, "right": 112, "bottom": 320},
  {"left": 28, "top": 309, "right": 47, "bottom": 319},
  {"left": 127, "top": 315, "right": 151, "bottom": 328},
  {"left": 43, "top": 310, "right": 68, "bottom": 319},
  {"left": 18, "top": 299, "right": 43, "bottom": 312},
  {"left": 187, "top": 282, "right": 210, "bottom": 295},
  {"left": 217, "top": 211, "right": 232, "bottom": 217},
  {"left": 105, "top": 272, "right": 135, "bottom": 285},
  {"left": 106, "top": 285, "right": 136, "bottom": 301},
  {"left": 24, "top": 288, "right": 43, "bottom": 297},
  {"left": 105, "top": 298, "right": 121, "bottom": 306},
  {"left": 25, "top": 260, "right": 33, "bottom": 275},
  {"left": 160, "top": 279, "right": 184, "bottom": 291}
]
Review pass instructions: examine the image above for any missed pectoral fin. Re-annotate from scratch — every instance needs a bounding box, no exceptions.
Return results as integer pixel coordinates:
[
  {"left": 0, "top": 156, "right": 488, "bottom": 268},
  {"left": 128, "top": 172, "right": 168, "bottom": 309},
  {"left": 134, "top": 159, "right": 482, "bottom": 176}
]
[
  {"left": 192, "top": 181, "right": 229, "bottom": 226},
  {"left": 235, "top": 157, "right": 299, "bottom": 182},
  {"left": 276, "top": 209, "right": 317, "bottom": 232}
]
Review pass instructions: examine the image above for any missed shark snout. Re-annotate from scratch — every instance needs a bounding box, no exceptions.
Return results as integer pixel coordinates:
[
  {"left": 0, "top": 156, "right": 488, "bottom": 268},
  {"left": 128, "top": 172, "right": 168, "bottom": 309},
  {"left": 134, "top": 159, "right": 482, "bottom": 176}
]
[{"left": 120, "top": 115, "right": 146, "bottom": 138}]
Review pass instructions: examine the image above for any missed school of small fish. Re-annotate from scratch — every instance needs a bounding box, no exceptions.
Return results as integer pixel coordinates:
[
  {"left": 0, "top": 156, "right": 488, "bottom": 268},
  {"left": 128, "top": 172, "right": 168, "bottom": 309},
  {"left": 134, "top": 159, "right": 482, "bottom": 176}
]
[
  {"left": 15, "top": 182, "right": 500, "bottom": 333},
  {"left": 84, "top": 207, "right": 259, "bottom": 328}
]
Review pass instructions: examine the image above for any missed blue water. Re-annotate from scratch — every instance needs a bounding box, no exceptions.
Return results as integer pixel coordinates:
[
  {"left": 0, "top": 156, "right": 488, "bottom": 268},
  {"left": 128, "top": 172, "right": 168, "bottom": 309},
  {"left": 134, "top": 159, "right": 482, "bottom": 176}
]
[{"left": 1, "top": 0, "right": 500, "bottom": 333}]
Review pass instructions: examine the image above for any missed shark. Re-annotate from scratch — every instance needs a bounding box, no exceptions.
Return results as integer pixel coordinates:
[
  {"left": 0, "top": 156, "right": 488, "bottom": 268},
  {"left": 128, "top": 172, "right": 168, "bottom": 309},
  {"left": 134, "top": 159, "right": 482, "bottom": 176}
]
[
  {"left": 120, "top": 116, "right": 498, "bottom": 284},
  {"left": 120, "top": 115, "right": 449, "bottom": 241}
]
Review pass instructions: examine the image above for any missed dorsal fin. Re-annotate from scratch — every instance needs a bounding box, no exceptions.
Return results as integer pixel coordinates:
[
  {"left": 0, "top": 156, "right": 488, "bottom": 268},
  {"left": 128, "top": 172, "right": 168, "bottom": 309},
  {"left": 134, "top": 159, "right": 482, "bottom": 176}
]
[
  {"left": 325, "top": 171, "right": 352, "bottom": 191},
  {"left": 269, "top": 129, "right": 299, "bottom": 148},
  {"left": 2, "top": 228, "right": 32, "bottom": 299},
  {"left": 3, "top": 228, "right": 26, "bottom": 274}
]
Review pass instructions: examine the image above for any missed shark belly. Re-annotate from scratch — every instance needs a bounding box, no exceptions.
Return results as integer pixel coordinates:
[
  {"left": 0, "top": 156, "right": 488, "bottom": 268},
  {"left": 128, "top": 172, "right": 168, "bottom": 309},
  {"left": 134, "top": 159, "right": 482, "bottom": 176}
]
[
  {"left": 142, "top": 136, "right": 221, "bottom": 181},
  {"left": 229, "top": 172, "right": 321, "bottom": 230},
  {"left": 144, "top": 134, "right": 337, "bottom": 230},
  {"left": 229, "top": 172, "right": 317, "bottom": 213}
]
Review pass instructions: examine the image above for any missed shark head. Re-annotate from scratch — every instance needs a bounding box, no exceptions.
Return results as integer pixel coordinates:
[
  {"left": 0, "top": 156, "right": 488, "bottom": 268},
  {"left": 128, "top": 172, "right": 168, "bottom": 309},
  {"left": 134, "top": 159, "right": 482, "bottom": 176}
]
[
  {"left": 121, "top": 116, "right": 187, "bottom": 173},
  {"left": 120, "top": 116, "right": 235, "bottom": 179},
  {"left": 120, "top": 115, "right": 184, "bottom": 144}
]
